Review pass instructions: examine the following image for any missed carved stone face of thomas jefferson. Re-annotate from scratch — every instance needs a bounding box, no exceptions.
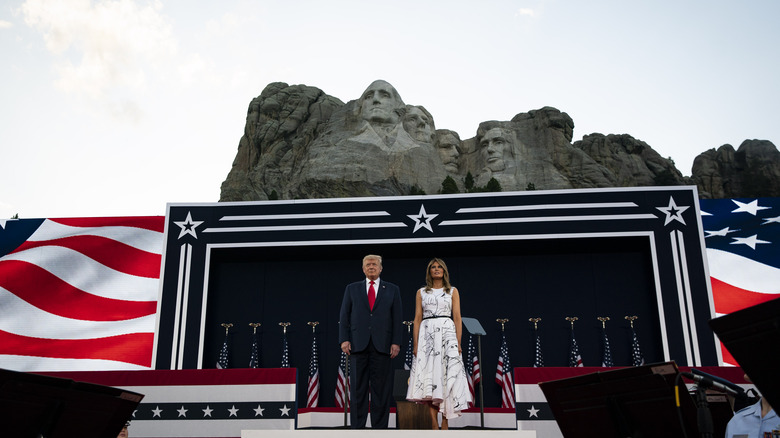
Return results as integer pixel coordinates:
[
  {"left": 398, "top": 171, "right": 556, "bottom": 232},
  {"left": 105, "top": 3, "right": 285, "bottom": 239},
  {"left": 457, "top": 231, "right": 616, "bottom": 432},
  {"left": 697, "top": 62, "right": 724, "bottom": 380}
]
[
  {"left": 360, "top": 80, "right": 403, "bottom": 125},
  {"left": 403, "top": 106, "right": 435, "bottom": 143},
  {"left": 480, "top": 127, "right": 510, "bottom": 172}
]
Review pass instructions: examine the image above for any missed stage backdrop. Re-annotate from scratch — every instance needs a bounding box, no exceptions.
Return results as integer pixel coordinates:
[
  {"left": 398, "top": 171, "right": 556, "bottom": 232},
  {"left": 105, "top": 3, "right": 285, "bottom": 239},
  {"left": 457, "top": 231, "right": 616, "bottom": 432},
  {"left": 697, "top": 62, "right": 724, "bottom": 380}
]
[
  {"left": 156, "top": 186, "right": 714, "bottom": 407},
  {"left": 2, "top": 190, "right": 779, "bottom": 408}
]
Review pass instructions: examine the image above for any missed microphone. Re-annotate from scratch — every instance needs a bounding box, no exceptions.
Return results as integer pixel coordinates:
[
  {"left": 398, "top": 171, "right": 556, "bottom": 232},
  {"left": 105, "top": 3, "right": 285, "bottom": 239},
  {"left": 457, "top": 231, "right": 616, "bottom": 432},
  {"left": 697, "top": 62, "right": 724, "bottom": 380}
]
[
  {"left": 681, "top": 371, "right": 744, "bottom": 397},
  {"left": 691, "top": 368, "right": 746, "bottom": 395}
]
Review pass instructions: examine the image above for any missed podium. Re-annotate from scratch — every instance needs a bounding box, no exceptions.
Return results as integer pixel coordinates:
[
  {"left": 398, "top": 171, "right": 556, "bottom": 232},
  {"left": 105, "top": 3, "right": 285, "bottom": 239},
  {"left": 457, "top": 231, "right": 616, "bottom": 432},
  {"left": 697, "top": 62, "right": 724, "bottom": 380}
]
[
  {"left": 394, "top": 369, "right": 436, "bottom": 429},
  {"left": 0, "top": 368, "right": 143, "bottom": 438},
  {"left": 539, "top": 362, "right": 699, "bottom": 438}
]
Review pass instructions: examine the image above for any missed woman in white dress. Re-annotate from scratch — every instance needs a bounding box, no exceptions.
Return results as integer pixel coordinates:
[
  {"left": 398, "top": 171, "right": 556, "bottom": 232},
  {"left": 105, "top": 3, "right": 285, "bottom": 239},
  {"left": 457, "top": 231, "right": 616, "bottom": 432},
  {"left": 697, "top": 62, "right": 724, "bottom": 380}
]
[{"left": 406, "top": 258, "right": 471, "bottom": 429}]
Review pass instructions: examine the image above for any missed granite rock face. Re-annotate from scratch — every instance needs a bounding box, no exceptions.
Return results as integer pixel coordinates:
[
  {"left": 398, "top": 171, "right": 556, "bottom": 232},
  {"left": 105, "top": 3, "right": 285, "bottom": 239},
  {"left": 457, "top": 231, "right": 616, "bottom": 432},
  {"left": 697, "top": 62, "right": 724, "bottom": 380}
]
[
  {"left": 220, "top": 80, "right": 778, "bottom": 201},
  {"left": 691, "top": 140, "right": 780, "bottom": 199}
]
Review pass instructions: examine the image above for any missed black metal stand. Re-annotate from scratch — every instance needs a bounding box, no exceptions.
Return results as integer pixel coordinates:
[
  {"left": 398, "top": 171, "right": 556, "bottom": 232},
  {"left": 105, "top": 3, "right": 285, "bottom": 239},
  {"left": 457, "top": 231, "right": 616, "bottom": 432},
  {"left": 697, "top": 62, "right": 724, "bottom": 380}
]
[
  {"left": 694, "top": 386, "right": 714, "bottom": 438},
  {"left": 462, "top": 317, "right": 487, "bottom": 429}
]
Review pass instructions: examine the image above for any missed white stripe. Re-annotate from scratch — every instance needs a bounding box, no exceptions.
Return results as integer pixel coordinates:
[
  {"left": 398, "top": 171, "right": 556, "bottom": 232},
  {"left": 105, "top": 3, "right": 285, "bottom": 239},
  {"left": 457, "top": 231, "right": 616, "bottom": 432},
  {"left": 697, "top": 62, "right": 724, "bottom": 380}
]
[
  {"left": 670, "top": 230, "right": 693, "bottom": 365},
  {"left": 130, "top": 419, "right": 294, "bottom": 437},
  {"left": 439, "top": 214, "right": 657, "bottom": 226},
  {"left": 456, "top": 202, "right": 639, "bottom": 213},
  {"left": 28, "top": 219, "right": 163, "bottom": 254},
  {"left": 1, "top": 246, "right": 159, "bottom": 301},
  {"left": 0, "top": 355, "right": 150, "bottom": 371},
  {"left": 119, "top": 384, "right": 295, "bottom": 402},
  {"left": 0, "top": 288, "right": 154, "bottom": 338},
  {"left": 677, "top": 230, "right": 702, "bottom": 366},
  {"left": 706, "top": 248, "right": 780, "bottom": 293}
]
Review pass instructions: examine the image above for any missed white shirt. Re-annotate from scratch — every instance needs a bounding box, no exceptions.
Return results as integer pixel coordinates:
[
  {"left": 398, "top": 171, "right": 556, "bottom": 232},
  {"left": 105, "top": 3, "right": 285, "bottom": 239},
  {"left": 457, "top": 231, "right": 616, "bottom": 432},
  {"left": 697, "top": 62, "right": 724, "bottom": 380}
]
[{"left": 366, "top": 278, "right": 380, "bottom": 295}]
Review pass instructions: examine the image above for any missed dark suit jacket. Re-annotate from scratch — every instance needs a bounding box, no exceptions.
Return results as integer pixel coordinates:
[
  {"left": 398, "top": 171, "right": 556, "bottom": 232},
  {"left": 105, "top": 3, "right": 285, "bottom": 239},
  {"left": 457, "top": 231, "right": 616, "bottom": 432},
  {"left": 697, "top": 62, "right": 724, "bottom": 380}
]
[{"left": 339, "top": 279, "right": 403, "bottom": 354}]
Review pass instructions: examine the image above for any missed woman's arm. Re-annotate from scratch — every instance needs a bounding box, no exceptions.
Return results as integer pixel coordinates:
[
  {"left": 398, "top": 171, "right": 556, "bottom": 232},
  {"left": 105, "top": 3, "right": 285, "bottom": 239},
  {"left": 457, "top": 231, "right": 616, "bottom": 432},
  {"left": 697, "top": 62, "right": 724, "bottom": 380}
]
[
  {"left": 412, "top": 289, "right": 423, "bottom": 355},
  {"left": 452, "top": 287, "right": 463, "bottom": 353}
]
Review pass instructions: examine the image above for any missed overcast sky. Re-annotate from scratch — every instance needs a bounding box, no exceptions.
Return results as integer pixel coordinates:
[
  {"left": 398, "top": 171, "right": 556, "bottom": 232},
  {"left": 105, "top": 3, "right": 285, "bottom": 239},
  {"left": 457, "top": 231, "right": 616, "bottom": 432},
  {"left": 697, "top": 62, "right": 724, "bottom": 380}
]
[{"left": 2, "top": 0, "right": 778, "bottom": 219}]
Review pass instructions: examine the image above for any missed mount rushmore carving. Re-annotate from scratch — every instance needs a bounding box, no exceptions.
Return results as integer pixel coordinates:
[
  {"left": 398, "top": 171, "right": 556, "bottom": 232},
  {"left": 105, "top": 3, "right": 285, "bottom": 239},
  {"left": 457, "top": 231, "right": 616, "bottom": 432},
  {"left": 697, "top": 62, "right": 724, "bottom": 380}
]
[{"left": 220, "top": 80, "right": 780, "bottom": 201}]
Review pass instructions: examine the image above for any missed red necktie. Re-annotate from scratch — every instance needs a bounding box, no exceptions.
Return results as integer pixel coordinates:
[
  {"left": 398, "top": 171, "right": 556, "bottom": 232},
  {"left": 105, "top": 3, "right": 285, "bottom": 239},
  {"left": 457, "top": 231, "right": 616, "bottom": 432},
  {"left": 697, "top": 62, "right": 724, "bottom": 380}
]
[{"left": 368, "top": 280, "right": 376, "bottom": 310}]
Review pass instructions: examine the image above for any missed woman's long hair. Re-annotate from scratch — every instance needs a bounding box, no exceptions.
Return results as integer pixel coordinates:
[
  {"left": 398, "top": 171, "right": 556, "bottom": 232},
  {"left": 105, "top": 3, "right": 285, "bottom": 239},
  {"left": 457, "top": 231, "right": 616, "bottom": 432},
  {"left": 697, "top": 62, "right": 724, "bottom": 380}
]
[{"left": 424, "top": 258, "right": 452, "bottom": 294}]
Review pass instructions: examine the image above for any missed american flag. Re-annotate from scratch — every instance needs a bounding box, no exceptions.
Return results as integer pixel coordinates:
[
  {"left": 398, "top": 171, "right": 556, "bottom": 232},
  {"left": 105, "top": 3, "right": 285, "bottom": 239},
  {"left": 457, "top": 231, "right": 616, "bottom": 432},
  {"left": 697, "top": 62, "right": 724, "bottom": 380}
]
[
  {"left": 630, "top": 328, "right": 645, "bottom": 367},
  {"left": 0, "top": 216, "right": 163, "bottom": 371},
  {"left": 700, "top": 197, "right": 780, "bottom": 365},
  {"left": 533, "top": 331, "right": 544, "bottom": 368},
  {"left": 472, "top": 339, "right": 481, "bottom": 386},
  {"left": 601, "top": 327, "right": 614, "bottom": 367},
  {"left": 495, "top": 332, "right": 514, "bottom": 409},
  {"left": 404, "top": 327, "right": 413, "bottom": 371},
  {"left": 568, "top": 332, "right": 583, "bottom": 367},
  {"left": 249, "top": 331, "right": 260, "bottom": 368},
  {"left": 306, "top": 331, "right": 320, "bottom": 407},
  {"left": 334, "top": 350, "right": 350, "bottom": 408},
  {"left": 216, "top": 331, "right": 230, "bottom": 369},
  {"left": 281, "top": 331, "right": 290, "bottom": 368},
  {"left": 465, "top": 335, "right": 475, "bottom": 406}
]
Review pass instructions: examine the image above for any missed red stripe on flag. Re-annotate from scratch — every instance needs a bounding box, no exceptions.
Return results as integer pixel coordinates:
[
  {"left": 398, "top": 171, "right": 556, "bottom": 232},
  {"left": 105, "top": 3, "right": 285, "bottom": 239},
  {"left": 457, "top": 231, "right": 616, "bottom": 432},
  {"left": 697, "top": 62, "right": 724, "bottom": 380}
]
[
  {"left": 51, "top": 217, "right": 165, "bottom": 233},
  {"left": 711, "top": 278, "right": 778, "bottom": 314},
  {"left": 0, "top": 330, "right": 153, "bottom": 367},
  {"left": 0, "top": 260, "right": 157, "bottom": 321},
  {"left": 12, "top": 235, "right": 161, "bottom": 278}
]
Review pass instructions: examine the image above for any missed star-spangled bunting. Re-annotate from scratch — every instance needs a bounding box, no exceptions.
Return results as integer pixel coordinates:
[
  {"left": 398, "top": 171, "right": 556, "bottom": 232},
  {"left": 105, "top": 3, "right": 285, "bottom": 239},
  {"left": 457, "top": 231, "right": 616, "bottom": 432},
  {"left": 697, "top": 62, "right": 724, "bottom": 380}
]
[
  {"left": 306, "top": 331, "right": 320, "bottom": 408},
  {"left": 249, "top": 331, "right": 260, "bottom": 368},
  {"left": 495, "top": 333, "right": 514, "bottom": 408},
  {"left": 601, "top": 327, "right": 614, "bottom": 367},
  {"left": 217, "top": 332, "right": 230, "bottom": 369},
  {"left": 335, "top": 350, "right": 350, "bottom": 408},
  {"left": 631, "top": 328, "right": 645, "bottom": 367},
  {"left": 533, "top": 331, "right": 544, "bottom": 368},
  {"left": 700, "top": 197, "right": 780, "bottom": 365},
  {"left": 465, "top": 335, "right": 476, "bottom": 407},
  {"left": 568, "top": 332, "right": 583, "bottom": 367},
  {"left": 281, "top": 331, "right": 290, "bottom": 368}
]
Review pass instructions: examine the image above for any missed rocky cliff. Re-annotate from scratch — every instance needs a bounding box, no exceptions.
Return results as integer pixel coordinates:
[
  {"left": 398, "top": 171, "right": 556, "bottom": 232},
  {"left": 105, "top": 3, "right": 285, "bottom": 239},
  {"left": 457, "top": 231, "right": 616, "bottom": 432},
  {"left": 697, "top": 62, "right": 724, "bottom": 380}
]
[{"left": 220, "top": 81, "right": 779, "bottom": 201}]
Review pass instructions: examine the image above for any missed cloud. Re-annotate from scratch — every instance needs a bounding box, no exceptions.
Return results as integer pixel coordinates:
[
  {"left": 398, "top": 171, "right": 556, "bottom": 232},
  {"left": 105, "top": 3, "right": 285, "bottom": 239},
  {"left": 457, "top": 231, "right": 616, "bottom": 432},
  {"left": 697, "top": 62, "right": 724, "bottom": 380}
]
[
  {"left": 516, "top": 8, "right": 536, "bottom": 17},
  {"left": 20, "top": 0, "right": 178, "bottom": 118},
  {"left": 0, "top": 19, "right": 13, "bottom": 29}
]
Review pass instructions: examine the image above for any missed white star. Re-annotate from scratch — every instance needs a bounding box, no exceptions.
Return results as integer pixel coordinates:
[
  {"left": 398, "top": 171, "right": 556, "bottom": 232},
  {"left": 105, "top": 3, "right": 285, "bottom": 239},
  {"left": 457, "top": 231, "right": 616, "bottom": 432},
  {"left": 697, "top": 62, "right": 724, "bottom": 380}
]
[
  {"left": 705, "top": 227, "right": 738, "bottom": 238},
  {"left": 731, "top": 234, "right": 770, "bottom": 250},
  {"left": 132, "top": 409, "right": 137, "bottom": 418},
  {"left": 174, "top": 211, "right": 204, "bottom": 239},
  {"left": 731, "top": 199, "right": 770, "bottom": 216},
  {"left": 656, "top": 197, "right": 689, "bottom": 226},
  {"left": 254, "top": 404, "right": 265, "bottom": 416},
  {"left": 177, "top": 406, "right": 188, "bottom": 417},
  {"left": 407, "top": 204, "right": 438, "bottom": 233},
  {"left": 527, "top": 405, "right": 540, "bottom": 418},
  {"left": 152, "top": 406, "right": 163, "bottom": 418},
  {"left": 202, "top": 406, "right": 213, "bottom": 417},
  {"left": 280, "top": 404, "right": 291, "bottom": 416},
  {"left": 0, "top": 219, "right": 10, "bottom": 229},
  {"left": 228, "top": 405, "right": 239, "bottom": 417},
  {"left": 762, "top": 215, "right": 780, "bottom": 225}
]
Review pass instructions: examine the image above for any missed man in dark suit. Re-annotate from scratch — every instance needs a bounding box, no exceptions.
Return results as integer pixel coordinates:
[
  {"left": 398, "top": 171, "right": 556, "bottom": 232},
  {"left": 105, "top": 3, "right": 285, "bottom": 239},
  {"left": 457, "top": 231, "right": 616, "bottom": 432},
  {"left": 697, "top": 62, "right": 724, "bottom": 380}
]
[{"left": 339, "top": 254, "right": 403, "bottom": 428}]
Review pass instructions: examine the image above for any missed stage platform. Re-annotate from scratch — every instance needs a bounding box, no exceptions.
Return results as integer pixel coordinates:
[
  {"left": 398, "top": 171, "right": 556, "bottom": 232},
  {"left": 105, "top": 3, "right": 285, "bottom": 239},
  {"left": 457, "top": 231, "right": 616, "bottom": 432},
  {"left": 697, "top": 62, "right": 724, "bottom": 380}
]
[{"left": 243, "top": 431, "right": 536, "bottom": 438}]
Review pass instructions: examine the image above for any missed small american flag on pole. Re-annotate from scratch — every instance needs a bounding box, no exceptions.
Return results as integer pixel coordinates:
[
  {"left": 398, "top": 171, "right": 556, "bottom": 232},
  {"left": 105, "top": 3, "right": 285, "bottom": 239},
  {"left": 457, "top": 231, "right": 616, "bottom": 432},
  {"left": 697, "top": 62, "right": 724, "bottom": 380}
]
[
  {"left": 601, "top": 327, "right": 614, "bottom": 367},
  {"left": 631, "top": 327, "right": 645, "bottom": 367},
  {"left": 334, "top": 350, "right": 350, "bottom": 408},
  {"left": 465, "top": 335, "right": 475, "bottom": 406},
  {"left": 495, "top": 331, "right": 514, "bottom": 409},
  {"left": 306, "top": 323, "right": 320, "bottom": 408},
  {"left": 248, "top": 324, "right": 261, "bottom": 368},
  {"left": 280, "top": 323, "right": 290, "bottom": 368},
  {"left": 567, "top": 317, "right": 583, "bottom": 367},
  {"left": 403, "top": 322, "right": 413, "bottom": 370},
  {"left": 216, "top": 326, "right": 230, "bottom": 369}
]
